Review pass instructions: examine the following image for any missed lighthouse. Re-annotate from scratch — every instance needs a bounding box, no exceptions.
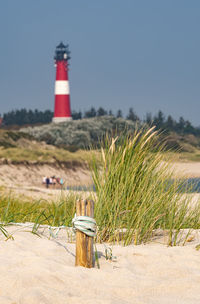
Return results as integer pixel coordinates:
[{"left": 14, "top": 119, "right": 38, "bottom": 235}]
[{"left": 53, "top": 42, "right": 72, "bottom": 123}]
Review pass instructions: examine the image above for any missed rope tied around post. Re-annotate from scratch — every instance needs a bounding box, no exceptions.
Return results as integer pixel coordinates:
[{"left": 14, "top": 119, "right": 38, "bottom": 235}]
[
  {"left": 75, "top": 200, "right": 95, "bottom": 268},
  {"left": 72, "top": 215, "right": 96, "bottom": 237}
]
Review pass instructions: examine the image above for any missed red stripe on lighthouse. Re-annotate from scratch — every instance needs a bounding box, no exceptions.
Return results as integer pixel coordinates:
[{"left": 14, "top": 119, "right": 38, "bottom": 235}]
[
  {"left": 56, "top": 61, "right": 68, "bottom": 80},
  {"left": 54, "top": 95, "right": 71, "bottom": 117}
]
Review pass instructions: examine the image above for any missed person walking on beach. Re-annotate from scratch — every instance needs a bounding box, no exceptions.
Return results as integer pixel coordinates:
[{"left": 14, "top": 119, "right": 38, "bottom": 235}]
[
  {"left": 60, "top": 178, "right": 64, "bottom": 189},
  {"left": 46, "top": 177, "right": 50, "bottom": 188},
  {"left": 52, "top": 176, "right": 56, "bottom": 188},
  {"left": 56, "top": 177, "right": 60, "bottom": 185},
  {"left": 42, "top": 176, "right": 46, "bottom": 185}
]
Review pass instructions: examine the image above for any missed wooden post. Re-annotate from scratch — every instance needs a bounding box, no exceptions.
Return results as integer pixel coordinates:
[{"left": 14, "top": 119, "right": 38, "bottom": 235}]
[{"left": 75, "top": 200, "right": 94, "bottom": 268}]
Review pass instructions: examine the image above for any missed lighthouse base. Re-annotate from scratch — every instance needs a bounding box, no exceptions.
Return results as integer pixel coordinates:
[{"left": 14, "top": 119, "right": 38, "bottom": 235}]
[{"left": 52, "top": 117, "right": 72, "bottom": 123}]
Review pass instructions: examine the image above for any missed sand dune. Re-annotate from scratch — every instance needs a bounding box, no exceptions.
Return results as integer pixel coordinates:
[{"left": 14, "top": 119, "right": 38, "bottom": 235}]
[{"left": 0, "top": 226, "right": 199, "bottom": 304}]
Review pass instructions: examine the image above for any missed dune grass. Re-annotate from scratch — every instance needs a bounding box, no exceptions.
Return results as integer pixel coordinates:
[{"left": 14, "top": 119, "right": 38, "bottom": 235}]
[
  {"left": 0, "top": 192, "right": 77, "bottom": 227},
  {"left": 0, "top": 127, "right": 200, "bottom": 246},
  {"left": 0, "top": 145, "right": 95, "bottom": 164},
  {"left": 92, "top": 127, "right": 200, "bottom": 245}
]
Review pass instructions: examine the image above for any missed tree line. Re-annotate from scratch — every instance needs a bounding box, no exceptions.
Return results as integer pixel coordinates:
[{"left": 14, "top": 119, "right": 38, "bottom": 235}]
[
  {"left": 1, "top": 107, "right": 199, "bottom": 136},
  {"left": 1, "top": 109, "right": 53, "bottom": 126}
]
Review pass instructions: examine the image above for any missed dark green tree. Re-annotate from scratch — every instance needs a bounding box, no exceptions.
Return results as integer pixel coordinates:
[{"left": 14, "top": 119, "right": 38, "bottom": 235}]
[
  {"left": 84, "top": 107, "right": 97, "bottom": 118},
  {"left": 153, "top": 110, "right": 165, "bottom": 130},
  {"left": 176, "top": 116, "right": 186, "bottom": 133},
  {"left": 3, "top": 108, "right": 53, "bottom": 125},
  {"left": 165, "top": 115, "right": 175, "bottom": 131},
  {"left": 184, "top": 120, "right": 195, "bottom": 134},
  {"left": 126, "top": 108, "right": 139, "bottom": 122},
  {"left": 116, "top": 109, "right": 123, "bottom": 118},
  {"left": 72, "top": 110, "right": 82, "bottom": 120},
  {"left": 97, "top": 107, "right": 107, "bottom": 116},
  {"left": 145, "top": 112, "right": 153, "bottom": 126}
]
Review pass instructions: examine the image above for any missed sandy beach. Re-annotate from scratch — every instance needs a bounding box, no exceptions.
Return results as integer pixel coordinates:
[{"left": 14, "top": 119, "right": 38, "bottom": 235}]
[
  {"left": 0, "top": 161, "right": 200, "bottom": 303},
  {"left": 172, "top": 161, "right": 200, "bottom": 178},
  {"left": 1, "top": 161, "right": 200, "bottom": 201},
  {"left": 0, "top": 226, "right": 199, "bottom": 304}
]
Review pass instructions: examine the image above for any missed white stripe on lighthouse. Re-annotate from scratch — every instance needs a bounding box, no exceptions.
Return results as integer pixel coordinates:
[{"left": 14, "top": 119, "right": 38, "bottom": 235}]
[{"left": 55, "top": 80, "right": 70, "bottom": 95}]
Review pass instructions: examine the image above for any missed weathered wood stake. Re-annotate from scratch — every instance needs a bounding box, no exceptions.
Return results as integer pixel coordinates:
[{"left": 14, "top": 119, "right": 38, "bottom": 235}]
[{"left": 75, "top": 199, "right": 94, "bottom": 268}]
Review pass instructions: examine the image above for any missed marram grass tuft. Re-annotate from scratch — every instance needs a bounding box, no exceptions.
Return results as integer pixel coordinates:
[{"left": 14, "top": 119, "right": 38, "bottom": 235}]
[{"left": 92, "top": 127, "right": 200, "bottom": 245}]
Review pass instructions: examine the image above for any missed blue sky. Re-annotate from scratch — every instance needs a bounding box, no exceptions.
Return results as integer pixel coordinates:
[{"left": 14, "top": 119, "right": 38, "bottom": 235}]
[{"left": 0, "top": 0, "right": 200, "bottom": 125}]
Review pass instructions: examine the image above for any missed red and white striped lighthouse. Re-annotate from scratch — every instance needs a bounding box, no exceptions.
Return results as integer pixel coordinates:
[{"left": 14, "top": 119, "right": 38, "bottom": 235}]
[{"left": 53, "top": 42, "right": 72, "bottom": 123}]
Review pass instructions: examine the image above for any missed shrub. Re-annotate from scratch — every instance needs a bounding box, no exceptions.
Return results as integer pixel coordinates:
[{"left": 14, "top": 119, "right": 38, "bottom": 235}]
[{"left": 21, "top": 116, "right": 138, "bottom": 149}]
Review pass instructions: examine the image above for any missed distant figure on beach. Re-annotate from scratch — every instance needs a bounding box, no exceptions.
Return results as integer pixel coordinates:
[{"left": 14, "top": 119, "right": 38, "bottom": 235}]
[
  {"left": 42, "top": 176, "right": 64, "bottom": 189},
  {"left": 60, "top": 178, "right": 64, "bottom": 189},
  {"left": 52, "top": 176, "right": 56, "bottom": 188},
  {"left": 46, "top": 177, "right": 50, "bottom": 188}
]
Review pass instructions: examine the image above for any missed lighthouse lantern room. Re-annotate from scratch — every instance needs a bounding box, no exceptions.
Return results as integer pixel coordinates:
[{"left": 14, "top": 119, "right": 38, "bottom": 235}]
[{"left": 53, "top": 42, "right": 72, "bottom": 123}]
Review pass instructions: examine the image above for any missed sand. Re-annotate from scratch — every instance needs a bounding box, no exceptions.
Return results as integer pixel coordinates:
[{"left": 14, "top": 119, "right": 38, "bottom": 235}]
[
  {"left": 0, "top": 226, "right": 199, "bottom": 304},
  {"left": 0, "top": 161, "right": 200, "bottom": 303},
  {"left": 1, "top": 161, "right": 200, "bottom": 203},
  {"left": 0, "top": 163, "right": 93, "bottom": 188},
  {"left": 0, "top": 185, "right": 94, "bottom": 202},
  {"left": 172, "top": 161, "right": 200, "bottom": 178},
  {"left": 0, "top": 163, "right": 93, "bottom": 201},
  {"left": 1, "top": 161, "right": 200, "bottom": 201}
]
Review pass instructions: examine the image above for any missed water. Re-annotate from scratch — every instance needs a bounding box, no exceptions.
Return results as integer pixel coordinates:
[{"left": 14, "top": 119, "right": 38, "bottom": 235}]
[
  {"left": 66, "top": 185, "right": 96, "bottom": 192},
  {"left": 175, "top": 178, "right": 200, "bottom": 193},
  {"left": 65, "top": 178, "right": 200, "bottom": 193}
]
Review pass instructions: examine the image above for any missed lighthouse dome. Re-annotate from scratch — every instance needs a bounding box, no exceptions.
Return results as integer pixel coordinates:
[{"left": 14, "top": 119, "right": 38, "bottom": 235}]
[{"left": 54, "top": 42, "right": 71, "bottom": 61}]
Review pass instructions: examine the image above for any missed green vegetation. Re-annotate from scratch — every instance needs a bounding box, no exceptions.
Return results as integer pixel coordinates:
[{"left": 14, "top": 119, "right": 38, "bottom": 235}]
[
  {"left": 1, "top": 115, "right": 200, "bottom": 158},
  {"left": 163, "top": 132, "right": 200, "bottom": 153},
  {"left": 0, "top": 146, "right": 93, "bottom": 164},
  {"left": 0, "top": 127, "right": 200, "bottom": 246},
  {"left": 2, "top": 108, "right": 53, "bottom": 126},
  {"left": 1, "top": 126, "right": 200, "bottom": 164},
  {"left": 2, "top": 107, "right": 200, "bottom": 138},
  {"left": 2, "top": 107, "right": 200, "bottom": 136},
  {"left": 166, "top": 150, "right": 200, "bottom": 162},
  {"left": 92, "top": 128, "right": 200, "bottom": 245},
  {"left": 0, "top": 129, "right": 94, "bottom": 164},
  {"left": 21, "top": 116, "right": 138, "bottom": 150},
  {"left": 19, "top": 115, "right": 200, "bottom": 154},
  {"left": 0, "top": 191, "right": 77, "bottom": 227},
  {"left": 0, "top": 129, "right": 33, "bottom": 148}
]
